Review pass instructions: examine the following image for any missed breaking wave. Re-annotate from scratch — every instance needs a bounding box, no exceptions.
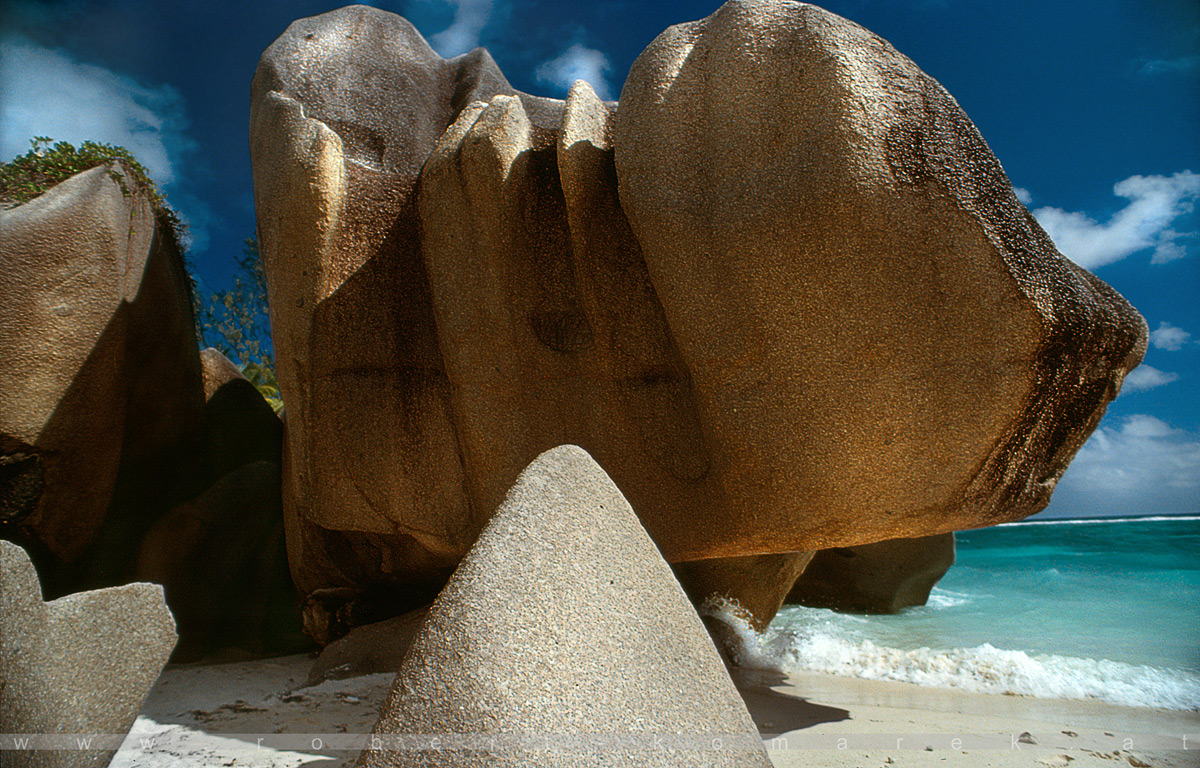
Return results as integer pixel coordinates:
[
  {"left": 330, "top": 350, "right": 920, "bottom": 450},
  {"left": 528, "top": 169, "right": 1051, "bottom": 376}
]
[{"left": 704, "top": 600, "right": 1200, "bottom": 711}]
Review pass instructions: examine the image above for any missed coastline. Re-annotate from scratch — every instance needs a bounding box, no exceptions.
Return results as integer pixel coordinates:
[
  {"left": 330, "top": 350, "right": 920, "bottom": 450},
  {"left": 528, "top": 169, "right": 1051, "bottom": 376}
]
[
  {"left": 107, "top": 654, "right": 1200, "bottom": 768},
  {"left": 741, "top": 667, "right": 1200, "bottom": 767},
  {"left": 995, "top": 515, "right": 1200, "bottom": 527}
]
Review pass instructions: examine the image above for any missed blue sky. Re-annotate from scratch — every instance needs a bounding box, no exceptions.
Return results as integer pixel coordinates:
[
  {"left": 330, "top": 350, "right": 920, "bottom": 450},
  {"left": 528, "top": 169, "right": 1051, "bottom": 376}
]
[{"left": 1, "top": 0, "right": 1197, "bottom": 518}]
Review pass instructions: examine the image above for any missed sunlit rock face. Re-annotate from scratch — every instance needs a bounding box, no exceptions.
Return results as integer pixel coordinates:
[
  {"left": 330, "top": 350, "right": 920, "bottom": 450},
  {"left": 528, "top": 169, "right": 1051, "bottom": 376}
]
[
  {"left": 250, "top": 2, "right": 1146, "bottom": 641},
  {"left": 357, "top": 446, "right": 773, "bottom": 768},
  {"left": 1, "top": 540, "right": 177, "bottom": 768}
]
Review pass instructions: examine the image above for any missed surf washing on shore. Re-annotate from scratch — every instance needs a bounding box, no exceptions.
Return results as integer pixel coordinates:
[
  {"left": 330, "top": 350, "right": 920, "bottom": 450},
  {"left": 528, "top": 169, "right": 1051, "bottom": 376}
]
[{"left": 730, "top": 516, "right": 1200, "bottom": 711}]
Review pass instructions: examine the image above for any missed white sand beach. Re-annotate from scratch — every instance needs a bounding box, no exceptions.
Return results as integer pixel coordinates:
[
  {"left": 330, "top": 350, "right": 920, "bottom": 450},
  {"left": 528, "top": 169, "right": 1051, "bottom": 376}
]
[{"left": 107, "top": 654, "right": 1200, "bottom": 768}]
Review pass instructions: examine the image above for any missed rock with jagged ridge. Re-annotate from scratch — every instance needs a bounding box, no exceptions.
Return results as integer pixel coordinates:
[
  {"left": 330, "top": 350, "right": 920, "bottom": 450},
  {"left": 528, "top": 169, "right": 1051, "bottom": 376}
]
[
  {"left": 251, "top": 2, "right": 1146, "bottom": 644},
  {"left": 1, "top": 540, "right": 177, "bottom": 768},
  {"left": 251, "top": 7, "right": 718, "bottom": 640}
]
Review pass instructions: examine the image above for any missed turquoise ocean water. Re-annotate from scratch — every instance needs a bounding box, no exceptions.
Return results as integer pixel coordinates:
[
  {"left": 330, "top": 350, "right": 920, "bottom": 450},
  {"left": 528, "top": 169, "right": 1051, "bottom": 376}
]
[{"left": 743, "top": 516, "right": 1200, "bottom": 711}]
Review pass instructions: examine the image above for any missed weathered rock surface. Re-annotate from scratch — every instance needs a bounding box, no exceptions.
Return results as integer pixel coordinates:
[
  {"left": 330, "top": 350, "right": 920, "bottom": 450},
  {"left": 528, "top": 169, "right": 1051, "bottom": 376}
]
[
  {"left": 358, "top": 445, "right": 771, "bottom": 767},
  {"left": 614, "top": 0, "right": 1146, "bottom": 552},
  {"left": 1, "top": 540, "right": 176, "bottom": 768},
  {"left": 0, "top": 164, "right": 206, "bottom": 595},
  {"left": 251, "top": 3, "right": 1146, "bottom": 641},
  {"left": 786, "top": 533, "right": 956, "bottom": 614},
  {"left": 135, "top": 460, "right": 307, "bottom": 661},
  {"left": 249, "top": 5, "right": 525, "bottom": 624}
]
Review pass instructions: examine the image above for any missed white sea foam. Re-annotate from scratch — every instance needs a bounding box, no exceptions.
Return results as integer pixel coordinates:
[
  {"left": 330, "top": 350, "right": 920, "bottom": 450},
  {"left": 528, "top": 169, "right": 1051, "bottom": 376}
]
[
  {"left": 925, "top": 590, "right": 971, "bottom": 609},
  {"left": 704, "top": 602, "right": 1200, "bottom": 711},
  {"left": 998, "top": 514, "right": 1200, "bottom": 526},
  {"left": 767, "top": 629, "right": 1200, "bottom": 711}
]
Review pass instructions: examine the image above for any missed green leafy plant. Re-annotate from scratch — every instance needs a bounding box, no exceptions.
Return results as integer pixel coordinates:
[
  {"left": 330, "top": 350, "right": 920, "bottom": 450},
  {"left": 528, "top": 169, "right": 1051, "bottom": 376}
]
[
  {"left": 197, "top": 238, "right": 282, "bottom": 414},
  {"left": 1, "top": 137, "right": 184, "bottom": 232},
  {"left": 242, "top": 360, "right": 284, "bottom": 415}
]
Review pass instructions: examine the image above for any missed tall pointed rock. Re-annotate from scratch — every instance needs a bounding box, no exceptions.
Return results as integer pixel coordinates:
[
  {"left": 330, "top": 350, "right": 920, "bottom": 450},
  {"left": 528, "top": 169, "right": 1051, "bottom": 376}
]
[{"left": 358, "top": 445, "right": 771, "bottom": 767}]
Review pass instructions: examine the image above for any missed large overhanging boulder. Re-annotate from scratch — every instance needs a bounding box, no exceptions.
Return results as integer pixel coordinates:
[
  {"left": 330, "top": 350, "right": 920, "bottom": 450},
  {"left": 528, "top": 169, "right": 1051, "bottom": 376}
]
[
  {"left": 614, "top": 0, "right": 1147, "bottom": 548},
  {"left": 250, "top": 2, "right": 1146, "bottom": 640}
]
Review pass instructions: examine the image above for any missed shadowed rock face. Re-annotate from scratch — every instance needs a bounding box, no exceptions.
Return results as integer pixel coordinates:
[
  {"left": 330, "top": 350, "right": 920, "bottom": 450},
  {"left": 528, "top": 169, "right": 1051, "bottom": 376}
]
[
  {"left": 2, "top": 184, "right": 301, "bottom": 659},
  {"left": 135, "top": 349, "right": 309, "bottom": 661},
  {"left": 251, "top": 2, "right": 1146, "bottom": 641},
  {"left": 786, "top": 533, "right": 957, "bottom": 614}
]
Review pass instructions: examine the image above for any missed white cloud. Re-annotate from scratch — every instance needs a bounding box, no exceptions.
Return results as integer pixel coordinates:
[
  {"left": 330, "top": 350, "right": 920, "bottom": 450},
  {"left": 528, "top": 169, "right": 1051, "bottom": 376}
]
[
  {"left": 0, "top": 35, "right": 192, "bottom": 188},
  {"left": 429, "top": 0, "right": 494, "bottom": 58},
  {"left": 1136, "top": 54, "right": 1200, "bottom": 76},
  {"left": 534, "top": 43, "right": 614, "bottom": 101},
  {"left": 1044, "top": 414, "right": 1200, "bottom": 517},
  {"left": 1150, "top": 322, "right": 1192, "bottom": 351},
  {"left": 1149, "top": 228, "right": 1193, "bottom": 264},
  {"left": 1122, "top": 365, "right": 1180, "bottom": 393},
  {"left": 1013, "top": 187, "right": 1033, "bottom": 205},
  {"left": 1032, "top": 171, "right": 1200, "bottom": 269}
]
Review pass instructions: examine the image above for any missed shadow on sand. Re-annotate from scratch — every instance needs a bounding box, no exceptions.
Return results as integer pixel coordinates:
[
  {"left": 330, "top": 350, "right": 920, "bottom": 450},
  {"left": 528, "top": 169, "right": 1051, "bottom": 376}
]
[{"left": 731, "top": 666, "right": 851, "bottom": 736}]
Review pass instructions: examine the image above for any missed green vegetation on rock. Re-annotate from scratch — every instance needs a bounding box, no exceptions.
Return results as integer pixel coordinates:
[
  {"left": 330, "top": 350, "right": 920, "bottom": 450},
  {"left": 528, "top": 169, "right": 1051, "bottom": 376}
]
[
  {"left": 1, "top": 137, "right": 181, "bottom": 230},
  {"left": 1, "top": 136, "right": 194, "bottom": 296},
  {"left": 3, "top": 136, "right": 283, "bottom": 413}
]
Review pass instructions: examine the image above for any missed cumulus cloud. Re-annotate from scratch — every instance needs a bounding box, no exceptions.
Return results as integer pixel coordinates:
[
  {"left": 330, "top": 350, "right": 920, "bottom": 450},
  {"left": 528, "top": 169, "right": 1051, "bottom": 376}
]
[
  {"left": 0, "top": 35, "right": 210, "bottom": 252},
  {"left": 1150, "top": 322, "right": 1193, "bottom": 351},
  {"left": 0, "top": 35, "right": 193, "bottom": 188},
  {"left": 1013, "top": 187, "right": 1033, "bottom": 205},
  {"left": 1044, "top": 414, "right": 1200, "bottom": 517},
  {"left": 429, "top": 0, "right": 494, "bottom": 57},
  {"left": 534, "top": 43, "right": 614, "bottom": 101},
  {"left": 1122, "top": 365, "right": 1180, "bottom": 393},
  {"left": 1032, "top": 171, "right": 1200, "bottom": 269}
]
